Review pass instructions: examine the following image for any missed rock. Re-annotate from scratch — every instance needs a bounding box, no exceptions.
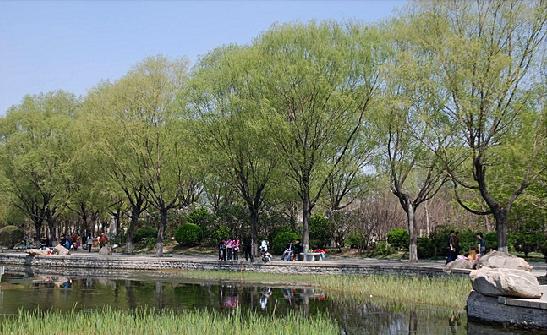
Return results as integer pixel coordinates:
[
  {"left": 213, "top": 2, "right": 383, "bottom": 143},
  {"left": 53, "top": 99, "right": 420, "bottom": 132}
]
[
  {"left": 445, "top": 259, "right": 474, "bottom": 271},
  {"left": 470, "top": 267, "right": 542, "bottom": 298},
  {"left": 99, "top": 246, "right": 112, "bottom": 255},
  {"left": 26, "top": 249, "right": 49, "bottom": 256},
  {"left": 478, "top": 250, "right": 532, "bottom": 271},
  {"left": 54, "top": 244, "right": 70, "bottom": 256}
]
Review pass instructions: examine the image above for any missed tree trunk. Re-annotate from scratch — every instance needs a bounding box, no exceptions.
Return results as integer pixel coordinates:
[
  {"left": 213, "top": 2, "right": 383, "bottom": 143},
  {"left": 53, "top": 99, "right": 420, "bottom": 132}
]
[
  {"left": 126, "top": 206, "right": 140, "bottom": 254},
  {"left": 33, "top": 220, "right": 42, "bottom": 246},
  {"left": 302, "top": 190, "right": 311, "bottom": 253},
  {"left": 424, "top": 199, "right": 430, "bottom": 237},
  {"left": 407, "top": 202, "right": 418, "bottom": 262},
  {"left": 155, "top": 207, "right": 168, "bottom": 257},
  {"left": 494, "top": 208, "right": 508, "bottom": 253},
  {"left": 46, "top": 210, "right": 57, "bottom": 246},
  {"left": 250, "top": 208, "right": 258, "bottom": 257}
]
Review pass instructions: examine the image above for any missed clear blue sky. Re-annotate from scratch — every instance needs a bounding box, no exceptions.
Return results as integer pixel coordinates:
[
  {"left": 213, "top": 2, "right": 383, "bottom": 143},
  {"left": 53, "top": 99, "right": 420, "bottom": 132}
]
[{"left": 0, "top": 1, "right": 405, "bottom": 114}]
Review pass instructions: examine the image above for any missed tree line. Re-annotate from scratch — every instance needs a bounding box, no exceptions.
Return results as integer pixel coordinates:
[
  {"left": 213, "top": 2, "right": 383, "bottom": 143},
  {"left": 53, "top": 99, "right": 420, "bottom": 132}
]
[{"left": 0, "top": 0, "right": 545, "bottom": 260}]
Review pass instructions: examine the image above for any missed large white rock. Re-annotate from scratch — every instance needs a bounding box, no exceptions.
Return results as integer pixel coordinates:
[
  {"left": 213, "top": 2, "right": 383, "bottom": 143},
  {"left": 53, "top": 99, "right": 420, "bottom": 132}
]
[
  {"left": 478, "top": 250, "right": 532, "bottom": 271},
  {"left": 54, "top": 244, "right": 70, "bottom": 256},
  {"left": 26, "top": 249, "right": 49, "bottom": 256},
  {"left": 445, "top": 259, "right": 474, "bottom": 271},
  {"left": 470, "top": 266, "right": 542, "bottom": 298},
  {"left": 99, "top": 246, "right": 112, "bottom": 255}
]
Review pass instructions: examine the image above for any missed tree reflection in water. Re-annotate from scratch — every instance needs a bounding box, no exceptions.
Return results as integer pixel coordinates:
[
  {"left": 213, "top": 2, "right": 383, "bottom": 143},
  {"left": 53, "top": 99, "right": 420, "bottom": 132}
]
[{"left": 0, "top": 272, "right": 537, "bottom": 335}]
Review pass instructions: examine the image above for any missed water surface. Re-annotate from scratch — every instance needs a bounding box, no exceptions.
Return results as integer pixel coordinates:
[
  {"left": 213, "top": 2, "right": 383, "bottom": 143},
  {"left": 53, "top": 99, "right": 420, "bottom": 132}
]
[{"left": 0, "top": 270, "right": 537, "bottom": 335}]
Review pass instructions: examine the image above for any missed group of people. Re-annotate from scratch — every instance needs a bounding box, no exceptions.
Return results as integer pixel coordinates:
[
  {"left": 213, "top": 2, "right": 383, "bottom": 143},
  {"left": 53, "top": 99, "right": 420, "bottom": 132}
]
[
  {"left": 59, "top": 232, "right": 109, "bottom": 252},
  {"left": 446, "top": 231, "right": 487, "bottom": 264},
  {"left": 218, "top": 238, "right": 242, "bottom": 261},
  {"left": 281, "top": 240, "right": 303, "bottom": 261}
]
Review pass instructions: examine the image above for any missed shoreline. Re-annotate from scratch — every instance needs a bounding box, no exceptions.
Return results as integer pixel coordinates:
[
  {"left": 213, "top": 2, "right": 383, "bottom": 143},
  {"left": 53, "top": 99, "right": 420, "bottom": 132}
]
[{"left": 0, "top": 252, "right": 471, "bottom": 278}]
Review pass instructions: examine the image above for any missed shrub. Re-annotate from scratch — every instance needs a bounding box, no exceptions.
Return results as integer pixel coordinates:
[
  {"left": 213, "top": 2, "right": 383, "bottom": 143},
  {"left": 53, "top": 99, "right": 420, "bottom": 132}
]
[
  {"left": 309, "top": 215, "right": 332, "bottom": 248},
  {"left": 484, "top": 232, "right": 497, "bottom": 251},
  {"left": 0, "top": 225, "right": 24, "bottom": 248},
  {"left": 417, "top": 237, "right": 435, "bottom": 259},
  {"left": 344, "top": 232, "right": 364, "bottom": 249},
  {"left": 134, "top": 227, "right": 157, "bottom": 243},
  {"left": 372, "top": 241, "right": 395, "bottom": 256},
  {"left": 386, "top": 228, "right": 409, "bottom": 250},
  {"left": 272, "top": 230, "right": 299, "bottom": 255},
  {"left": 175, "top": 223, "right": 201, "bottom": 246}
]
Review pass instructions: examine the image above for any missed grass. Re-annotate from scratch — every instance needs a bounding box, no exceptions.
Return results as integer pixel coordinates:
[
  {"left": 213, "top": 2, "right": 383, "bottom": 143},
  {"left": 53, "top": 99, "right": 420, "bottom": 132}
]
[
  {"left": 175, "top": 270, "right": 471, "bottom": 309},
  {"left": 0, "top": 308, "right": 338, "bottom": 335}
]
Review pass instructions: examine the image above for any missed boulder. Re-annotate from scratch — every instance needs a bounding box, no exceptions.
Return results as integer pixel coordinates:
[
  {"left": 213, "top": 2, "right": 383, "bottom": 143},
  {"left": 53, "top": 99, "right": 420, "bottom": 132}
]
[
  {"left": 470, "top": 266, "right": 542, "bottom": 298},
  {"left": 26, "top": 249, "right": 49, "bottom": 256},
  {"left": 445, "top": 259, "right": 474, "bottom": 271},
  {"left": 478, "top": 250, "right": 532, "bottom": 271},
  {"left": 54, "top": 244, "right": 70, "bottom": 256},
  {"left": 99, "top": 246, "right": 112, "bottom": 255}
]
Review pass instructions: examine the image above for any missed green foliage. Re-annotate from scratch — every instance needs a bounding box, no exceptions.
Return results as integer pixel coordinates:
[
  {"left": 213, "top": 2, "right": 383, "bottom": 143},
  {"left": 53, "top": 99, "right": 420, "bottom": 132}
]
[
  {"left": 175, "top": 223, "right": 202, "bottom": 246},
  {"left": 345, "top": 232, "right": 365, "bottom": 249},
  {"left": 272, "top": 230, "right": 300, "bottom": 255},
  {"left": 0, "top": 225, "right": 24, "bottom": 248},
  {"left": 372, "top": 241, "right": 395, "bottom": 256},
  {"left": 309, "top": 215, "right": 332, "bottom": 248},
  {"left": 212, "top": 225, "right": 230, "bottom": 243},
  {"left": 386, "top": 228, "right": 409, "bottom": 251},
  {"left": 457, "top": 230, "right": 477, "bottom": 253},
  {"left": 484, "top": 232, "right": 497, "bottom": 251},
  {"left": 0, "top": 308, "right": 339, "bottom": 335},
  {"left": 417, "top": 237, "right": 435, "bottom": 259},
  {"left": 509, "top": 226, "right": 545, "bottom": 257},
  {"left": 134, "top": 227, "right": 157, "bottom": 243}
]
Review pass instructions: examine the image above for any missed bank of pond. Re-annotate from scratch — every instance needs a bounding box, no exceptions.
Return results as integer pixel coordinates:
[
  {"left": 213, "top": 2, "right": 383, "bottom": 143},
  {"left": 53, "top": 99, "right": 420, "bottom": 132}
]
[{"left": 0, "top": 270, "right": 540, "bottom": 335}]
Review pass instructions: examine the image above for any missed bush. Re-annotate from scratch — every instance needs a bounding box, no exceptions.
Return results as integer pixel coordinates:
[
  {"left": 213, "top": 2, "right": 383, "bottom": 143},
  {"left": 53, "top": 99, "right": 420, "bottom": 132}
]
[
  {"left": 386, "top": 228, "right": 409, "bottom": 251},
  {"left": 272, "top": 230, "right": 299, "bottom": 255},
  {"left": 372, "top": 241, "right": 395, "bottom": 256},
  {"left": 417, "top": 237, "right": 435, "bottom": 259},
  {"left": 510, "top": 231, "right": 544, "bottom": 257},
  {"left": 134, "top": 227, "right": 157, "bottom": 243},
  {"left": 484, "top": 232, "right": 497, "bottom": 251},
  {"left": 0, "top": 225, "right": 24, "bottom": 248},
  {"left": 309, "top": 215, "right": 332, "bottom": 248},
  {"left": 175, "top": 223, "right": 202, "bottom": 246},
  {"left": 344, "top": 232, "right": 364, "bottom": 249}
]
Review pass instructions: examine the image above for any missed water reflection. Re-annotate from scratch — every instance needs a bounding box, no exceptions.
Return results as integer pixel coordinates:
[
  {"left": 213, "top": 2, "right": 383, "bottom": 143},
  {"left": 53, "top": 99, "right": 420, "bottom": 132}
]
[{"left": 0, "top": 272, "right": 537, "bottom": 335}]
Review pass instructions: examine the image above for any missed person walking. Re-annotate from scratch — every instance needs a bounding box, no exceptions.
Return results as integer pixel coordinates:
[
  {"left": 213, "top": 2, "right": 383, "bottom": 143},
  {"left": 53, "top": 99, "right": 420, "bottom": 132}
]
[
  {"left": 233, "top": 239, "right": 240, "bottom": 261},
  {"left": 86, "top": 234, "right": 93, "bottom": 253},
  {"left": 218, "top": 240, "right": 226, "bottom": 261},
  {"left": 447, "top": 231, "right": 456, "bottom": 264},
  {"left": 226, "top": 239, "right": 233, "bottom": 261},
  {"left": 243, "top": 238, "right": 253, "bottom": 262}
]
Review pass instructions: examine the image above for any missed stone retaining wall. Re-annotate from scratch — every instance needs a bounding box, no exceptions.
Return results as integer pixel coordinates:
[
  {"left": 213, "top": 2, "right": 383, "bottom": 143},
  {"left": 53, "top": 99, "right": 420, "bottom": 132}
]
[{"left": 0, "top": 253, "right": 468, "bottom": 277}]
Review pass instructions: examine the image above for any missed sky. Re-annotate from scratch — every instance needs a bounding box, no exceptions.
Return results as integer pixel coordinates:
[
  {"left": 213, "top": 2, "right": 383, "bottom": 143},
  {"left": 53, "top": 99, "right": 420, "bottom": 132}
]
[{"left": 0, "top": 1, "right": 405, "bottom": 114}]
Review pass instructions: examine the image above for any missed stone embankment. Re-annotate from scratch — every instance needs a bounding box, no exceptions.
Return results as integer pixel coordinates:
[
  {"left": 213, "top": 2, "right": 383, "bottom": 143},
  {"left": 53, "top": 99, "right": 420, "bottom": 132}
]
[
  {"left": 467, "top": 251, "right": 547, "bottom": 331},
  {"left": 0, "top": 252, "right": 470, "bottom": 277}
]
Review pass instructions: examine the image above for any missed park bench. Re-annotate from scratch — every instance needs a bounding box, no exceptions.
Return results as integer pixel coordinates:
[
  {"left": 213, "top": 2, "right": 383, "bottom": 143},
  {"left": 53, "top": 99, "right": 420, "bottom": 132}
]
[{"left": 300, "top": 252, "right": 323, "bottom": 261}]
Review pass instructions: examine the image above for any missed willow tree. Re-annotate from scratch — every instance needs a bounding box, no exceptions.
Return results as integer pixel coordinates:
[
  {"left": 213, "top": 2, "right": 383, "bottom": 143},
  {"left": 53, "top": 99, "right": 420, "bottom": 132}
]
[
  {"left": 124, "top": 56, "right": 198, "bottom": 257},
  {"left": 188, "top": 45, "right": 280, "bottom": 254},
  {"left": 253, "top": 22, "right": 384, "bottom": 252},
  {"left": 0, "top": 92, "right": 78, "bottom": 245},
  {"left": 413, "top": 0, "right": 546, "bottom": 252},
  {"left": 82, "top": 81, "right": 149, "bottom": 253}
]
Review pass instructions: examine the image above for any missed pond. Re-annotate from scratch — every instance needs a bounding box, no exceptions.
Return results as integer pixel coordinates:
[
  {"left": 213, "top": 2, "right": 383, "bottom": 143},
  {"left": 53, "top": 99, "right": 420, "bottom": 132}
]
[{"left": 0, "top": 270, "right": 537, "bottom": 335}]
